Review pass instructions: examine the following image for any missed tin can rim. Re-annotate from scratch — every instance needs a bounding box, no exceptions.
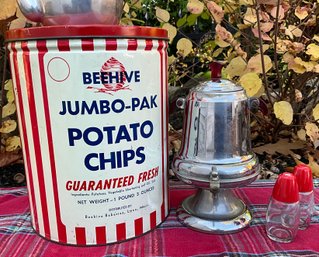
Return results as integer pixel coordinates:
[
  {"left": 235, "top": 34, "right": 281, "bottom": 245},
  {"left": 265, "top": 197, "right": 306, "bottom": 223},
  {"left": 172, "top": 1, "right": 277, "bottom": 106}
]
[{"left": 5, "top": 25, "right": 168, "bottom": 41}]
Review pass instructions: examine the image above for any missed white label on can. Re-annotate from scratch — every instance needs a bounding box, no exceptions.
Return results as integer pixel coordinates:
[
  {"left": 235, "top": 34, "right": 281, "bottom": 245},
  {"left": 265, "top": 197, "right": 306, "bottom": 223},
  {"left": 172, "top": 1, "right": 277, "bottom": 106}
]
[{"left": 8, "top": 38, "right": 168, "bottom": 245}]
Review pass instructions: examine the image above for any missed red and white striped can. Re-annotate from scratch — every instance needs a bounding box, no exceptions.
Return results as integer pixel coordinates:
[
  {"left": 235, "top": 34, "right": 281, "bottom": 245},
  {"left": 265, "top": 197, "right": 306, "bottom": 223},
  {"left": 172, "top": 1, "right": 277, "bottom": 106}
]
[{"left": 6, "top": 25, "right": 169, "bottom": 245}]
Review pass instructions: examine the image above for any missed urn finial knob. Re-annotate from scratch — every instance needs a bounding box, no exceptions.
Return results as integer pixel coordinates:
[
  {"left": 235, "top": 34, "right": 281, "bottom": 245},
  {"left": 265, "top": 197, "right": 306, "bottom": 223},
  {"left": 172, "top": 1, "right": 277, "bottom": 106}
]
[{"left": 209, "top": 61, "right": 224, "bottom": 81}]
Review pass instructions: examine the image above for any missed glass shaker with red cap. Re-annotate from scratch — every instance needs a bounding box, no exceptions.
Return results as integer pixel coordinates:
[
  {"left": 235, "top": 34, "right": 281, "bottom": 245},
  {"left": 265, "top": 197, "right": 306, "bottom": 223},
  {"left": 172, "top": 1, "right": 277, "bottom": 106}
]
[
  {"left": 266, "top": 172, "right": 300, "bottom": 243},
  {"left": 293, "top": 164, "right": 314, "bottom": 230}
]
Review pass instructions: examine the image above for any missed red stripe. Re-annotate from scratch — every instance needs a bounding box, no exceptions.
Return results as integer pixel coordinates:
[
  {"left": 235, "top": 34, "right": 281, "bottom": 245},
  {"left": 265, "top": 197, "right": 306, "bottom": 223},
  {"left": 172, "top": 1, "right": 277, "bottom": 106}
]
[
  {"left": 116, "top": 223, "right": 126, "bottom": 241},
  {"left": 105, "top": 39, "right": 117, "bottom": 51},
  {"left": 57, "top": 39, "right": 70, "bottom": 51},
  {"left": 10, "top": 42, "right": 39, "bottom": 232},
  {"left": 37, "top": 40, "right": 67, "bottom": 243},
  {"left": 127, "top": 39, "right": 138, "bottom": 51},
  {"left": 145, "top": 39, "right": 153, "bottom": 51},
  {"left": 21, "top": 41, "right": 51, "bottom": 238},
  {"left": 81, "top": 38, "right": 94, "bottom": 51},
  {"left": 164, "top": 41, "right": 169, "bottom": 214},
  {"left": 95, "top": 226, "right": 107, "bottom": 244},
  {"left": 161, "top": 203, "right": 165, "bottom": 222},
  {"left": 150, "top": 211, "right": 157, "bottom": 229},
  {"left": 157, "top": 40, "right": 164, "bottom": 51},
  {"left": 134, "top": 217, "right": 143, "bottom": 236},
  {"left": 75, "top": 227, "right": 86, "bottom": 245},
  {"left": 158, "top": 40, "right": 167, "bottom": 222}
]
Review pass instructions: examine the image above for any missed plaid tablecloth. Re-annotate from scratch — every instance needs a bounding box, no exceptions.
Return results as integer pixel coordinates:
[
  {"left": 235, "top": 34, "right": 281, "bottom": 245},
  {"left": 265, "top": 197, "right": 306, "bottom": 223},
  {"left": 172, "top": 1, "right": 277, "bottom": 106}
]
[{"left": 1, "top": 180, "right": 319, "bottom": 257}]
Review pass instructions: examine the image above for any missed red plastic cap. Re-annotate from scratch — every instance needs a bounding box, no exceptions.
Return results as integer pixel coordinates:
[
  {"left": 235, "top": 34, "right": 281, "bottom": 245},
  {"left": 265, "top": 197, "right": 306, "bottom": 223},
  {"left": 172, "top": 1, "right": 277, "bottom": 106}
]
[
  {"left": 293, "top": 164, "right": 313, "bottom": 192},
  {"left": 272, "top": 172, "right": 299, "bottom": 203},
  {"left": 209, "top": 61, "right": 223, "bottom": 81}
]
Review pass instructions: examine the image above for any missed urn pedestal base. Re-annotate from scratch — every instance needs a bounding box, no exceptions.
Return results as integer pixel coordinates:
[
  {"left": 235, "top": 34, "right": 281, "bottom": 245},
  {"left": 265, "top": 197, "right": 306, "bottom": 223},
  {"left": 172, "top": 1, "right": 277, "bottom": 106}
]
[{"left": 177, "top": 188, "right": 252, "bottom": 234}]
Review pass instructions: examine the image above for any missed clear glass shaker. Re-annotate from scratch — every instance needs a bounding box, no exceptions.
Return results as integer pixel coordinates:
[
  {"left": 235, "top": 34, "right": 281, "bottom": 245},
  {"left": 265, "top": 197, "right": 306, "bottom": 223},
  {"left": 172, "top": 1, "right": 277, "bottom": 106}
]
[
  {"left": 266, "top": 172, "right": 300, "bottom": 243},
  {"left": 293, "top": 164, "right": 314, "bottom": 230}
]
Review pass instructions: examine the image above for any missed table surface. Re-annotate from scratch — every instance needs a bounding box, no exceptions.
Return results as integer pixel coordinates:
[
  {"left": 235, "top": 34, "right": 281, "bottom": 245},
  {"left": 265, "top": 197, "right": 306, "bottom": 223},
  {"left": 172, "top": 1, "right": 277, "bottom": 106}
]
[{"left": 1, "top": 180, "right": 319, "bottom": 257}]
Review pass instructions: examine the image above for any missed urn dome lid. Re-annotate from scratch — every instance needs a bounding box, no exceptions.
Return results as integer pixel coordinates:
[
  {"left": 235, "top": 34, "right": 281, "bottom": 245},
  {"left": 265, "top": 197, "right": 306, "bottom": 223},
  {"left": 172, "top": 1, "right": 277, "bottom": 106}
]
[{"left": 192, "top": 61, "right": 243, "bottom": 94}]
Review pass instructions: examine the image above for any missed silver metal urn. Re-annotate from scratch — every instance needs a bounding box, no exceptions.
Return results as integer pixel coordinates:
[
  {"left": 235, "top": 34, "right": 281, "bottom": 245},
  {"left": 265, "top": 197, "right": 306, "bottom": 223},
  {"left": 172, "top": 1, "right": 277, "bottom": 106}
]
[{"left": 172, "top": 62, "right": 260, "bottom": 233}]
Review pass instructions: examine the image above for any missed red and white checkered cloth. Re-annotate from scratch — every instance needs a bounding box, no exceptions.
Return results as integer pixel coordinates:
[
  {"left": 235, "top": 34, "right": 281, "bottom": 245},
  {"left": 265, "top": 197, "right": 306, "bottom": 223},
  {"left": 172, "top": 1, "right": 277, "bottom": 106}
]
[{"left": 1, "top": 180, "right": 318, "bottom": 257}]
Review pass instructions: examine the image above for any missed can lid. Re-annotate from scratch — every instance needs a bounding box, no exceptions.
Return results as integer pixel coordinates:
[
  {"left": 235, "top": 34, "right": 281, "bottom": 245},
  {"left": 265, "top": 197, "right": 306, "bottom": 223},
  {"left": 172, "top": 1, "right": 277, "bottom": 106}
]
[
  {"left": 272, "top": 172, "right": 299, "bottom": 203},
  {"left": 6, "top": 25, "right": 168, "bottom": 41},
  {"left": 293, "top": 164, "right": 313, "bottom": 192}
]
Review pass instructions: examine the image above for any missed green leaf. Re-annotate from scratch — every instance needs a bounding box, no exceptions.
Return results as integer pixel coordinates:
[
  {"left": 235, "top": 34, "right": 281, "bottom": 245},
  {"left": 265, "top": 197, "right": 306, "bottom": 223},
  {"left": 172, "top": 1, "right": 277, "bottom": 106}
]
[
  {"left": 187, "top": 14, "right": 199, "bottom": 26},
  {"left": 203, "top": 40, "right": 217, "bottom": 50},
  {"left": 177, "top": 14, "right": 187, "bottom": 27},
  {"left": 194, "top": 71, "right": 211, "bottom": 79},
  {"left": 201, "top": 11, "right": 210, "bottom": 20}
]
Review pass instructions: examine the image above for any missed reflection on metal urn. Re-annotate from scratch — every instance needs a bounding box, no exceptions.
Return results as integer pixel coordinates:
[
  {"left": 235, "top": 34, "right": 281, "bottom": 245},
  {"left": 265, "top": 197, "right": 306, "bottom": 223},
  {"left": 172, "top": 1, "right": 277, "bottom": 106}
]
[
  {"left": 172, "top": 62, "right": 260, "bottom": 233},
  {"left": 17, "top": 0, "right": 124, "bottom": 25}
]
